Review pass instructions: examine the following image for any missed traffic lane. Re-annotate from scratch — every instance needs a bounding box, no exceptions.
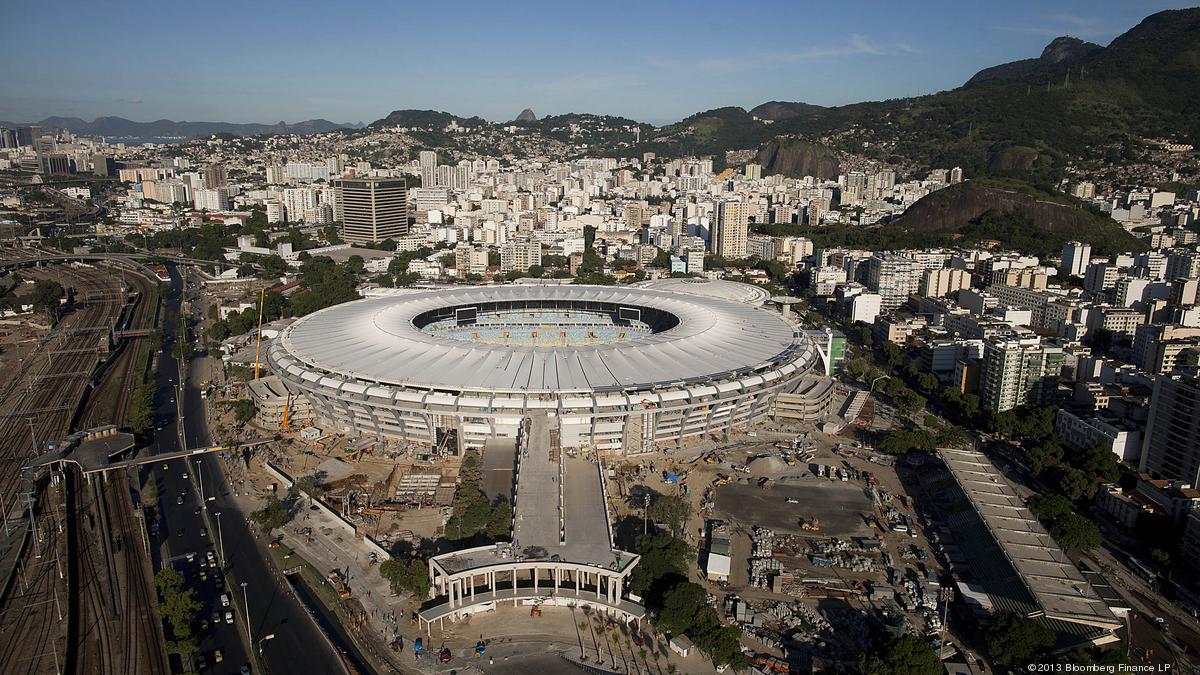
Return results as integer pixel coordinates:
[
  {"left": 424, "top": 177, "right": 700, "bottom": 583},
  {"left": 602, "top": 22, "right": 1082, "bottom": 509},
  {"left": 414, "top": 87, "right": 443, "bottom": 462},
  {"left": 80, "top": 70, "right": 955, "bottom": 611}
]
[
  {"left": 150, "top": 463, "right": 250, "bottom": 675},
  {"left": 175, "top": 303, "right": 342, "bottom": 674},
  {"left": 200, "top": 453, "right": 346, "bottom": 675}
]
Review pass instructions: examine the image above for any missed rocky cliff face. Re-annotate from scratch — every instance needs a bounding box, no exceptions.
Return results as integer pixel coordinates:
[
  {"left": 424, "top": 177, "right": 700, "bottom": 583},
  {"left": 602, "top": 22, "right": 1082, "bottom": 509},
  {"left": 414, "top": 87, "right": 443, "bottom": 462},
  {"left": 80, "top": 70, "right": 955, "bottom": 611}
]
[{"left": 755, "top": 140, "right": 839, "bottom": 179}]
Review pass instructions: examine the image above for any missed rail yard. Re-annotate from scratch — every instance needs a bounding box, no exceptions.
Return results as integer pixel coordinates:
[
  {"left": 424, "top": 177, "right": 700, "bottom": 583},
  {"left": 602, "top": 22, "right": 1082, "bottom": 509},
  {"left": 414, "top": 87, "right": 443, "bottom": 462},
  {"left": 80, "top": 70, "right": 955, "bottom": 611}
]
[{"left": 0, "top": 248, "right": 167, "bottom": 675}]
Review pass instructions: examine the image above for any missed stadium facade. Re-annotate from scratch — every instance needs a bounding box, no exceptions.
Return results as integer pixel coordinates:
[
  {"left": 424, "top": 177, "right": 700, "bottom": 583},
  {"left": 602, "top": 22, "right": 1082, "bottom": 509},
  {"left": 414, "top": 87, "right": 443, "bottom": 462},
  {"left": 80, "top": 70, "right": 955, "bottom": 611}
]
[{"left": 267, "top": 284, "right": 819, "bottom": 453}]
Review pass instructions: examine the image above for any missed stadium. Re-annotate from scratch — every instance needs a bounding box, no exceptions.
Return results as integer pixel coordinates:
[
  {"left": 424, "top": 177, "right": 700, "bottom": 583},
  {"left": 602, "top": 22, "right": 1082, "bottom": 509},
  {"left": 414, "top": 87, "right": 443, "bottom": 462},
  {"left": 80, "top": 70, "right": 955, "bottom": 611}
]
[{"left": 267, "top": 283, "right": 820, "bottom": 453}]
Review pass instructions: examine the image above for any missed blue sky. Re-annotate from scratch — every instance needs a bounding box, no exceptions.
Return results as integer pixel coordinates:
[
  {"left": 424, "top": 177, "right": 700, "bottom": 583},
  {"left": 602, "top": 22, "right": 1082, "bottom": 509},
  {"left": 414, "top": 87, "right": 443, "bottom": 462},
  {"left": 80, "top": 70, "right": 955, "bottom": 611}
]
[{"left": 0, "top": 0, "right": 1193, "bottom": 125}]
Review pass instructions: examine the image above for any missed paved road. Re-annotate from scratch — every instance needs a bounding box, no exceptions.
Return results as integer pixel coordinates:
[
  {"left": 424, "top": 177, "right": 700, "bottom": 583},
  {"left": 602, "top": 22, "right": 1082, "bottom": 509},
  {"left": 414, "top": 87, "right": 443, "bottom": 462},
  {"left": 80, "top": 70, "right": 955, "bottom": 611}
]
[
  {"left": 143, "top": 269, "right": 250, "bottom": 674},
  {"left": 144, "top": 264, "right": 344, "bottom": 675}
]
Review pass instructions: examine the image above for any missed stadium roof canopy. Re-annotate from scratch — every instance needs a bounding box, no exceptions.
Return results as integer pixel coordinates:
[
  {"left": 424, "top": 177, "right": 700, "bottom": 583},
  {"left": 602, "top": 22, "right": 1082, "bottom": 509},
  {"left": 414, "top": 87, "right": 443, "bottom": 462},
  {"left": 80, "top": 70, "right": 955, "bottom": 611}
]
[
  {"left": 276, "top": 285, "right": 802, "bottom": 394},
  {"left": 940, "top": 448, "right": 1122, "bottom": 631}
]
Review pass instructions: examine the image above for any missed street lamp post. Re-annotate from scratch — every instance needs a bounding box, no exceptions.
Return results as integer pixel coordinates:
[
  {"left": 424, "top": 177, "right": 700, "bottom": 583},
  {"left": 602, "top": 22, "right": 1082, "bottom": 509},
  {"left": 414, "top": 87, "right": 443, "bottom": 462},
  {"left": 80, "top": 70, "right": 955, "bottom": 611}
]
[
  {"left": 258, "top": 633, "right": 276, "bottom": 654},
  {"left": 195, "top": 460, "right": 206, "bottom": 507},
  {"left": 241, "top": 581, "right": 251, "bottom": 642},
  {"left": 214, "top": 511, "right": 224, "bottom": 563},
  {"left": 869, "top": 374, "right": 890, "bottom": 394}
]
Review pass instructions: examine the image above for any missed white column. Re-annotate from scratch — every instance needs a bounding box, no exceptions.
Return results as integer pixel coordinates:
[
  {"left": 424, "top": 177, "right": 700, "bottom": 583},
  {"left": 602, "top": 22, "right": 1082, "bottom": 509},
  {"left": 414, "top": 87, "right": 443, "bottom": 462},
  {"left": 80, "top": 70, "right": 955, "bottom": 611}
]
[
  {"left": 533, "top": 566, "right": 539, "bottom": 593},
  {"left": 595, "top": 572, "right": 602, "bottom": 599},
  {"left": 470, "top": 573, "right": 476, "bottom": 601}
]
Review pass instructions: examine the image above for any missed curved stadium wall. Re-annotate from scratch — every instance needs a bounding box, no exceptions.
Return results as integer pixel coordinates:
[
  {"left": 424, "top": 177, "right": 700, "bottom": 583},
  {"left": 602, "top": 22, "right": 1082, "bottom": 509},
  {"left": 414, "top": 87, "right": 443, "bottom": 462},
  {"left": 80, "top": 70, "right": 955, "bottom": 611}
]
[{"left": 266, "top": 285, "right": 818, "bottom": 452}]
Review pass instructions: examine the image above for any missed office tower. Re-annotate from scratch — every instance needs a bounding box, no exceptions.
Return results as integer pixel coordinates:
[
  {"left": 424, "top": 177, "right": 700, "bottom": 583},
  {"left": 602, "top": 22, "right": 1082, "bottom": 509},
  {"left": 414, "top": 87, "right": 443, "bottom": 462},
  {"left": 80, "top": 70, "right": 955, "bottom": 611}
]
[
  {"left": 1062, "top": 241, "right": 1091, "bottom": 277},
  {"left": 266, "top": 163, "right": 284, "bottom": 185},
  {"left": 867, "top": 254, "right": 922, "bottom": 310},
  {"left": 334, "top": 177, "right": 408, "bottom": 244},
  {"left": 980, "top": 334, "right": 1064, "bottom": 413},
  {"left": 1140, "top": 376, "right": 1200, "bottom": 485},
  {"left": 710, "top": 200, "right": 748, "bottom": 259},
  {"left": 949, "top": 166, "right": 964, "bottom": 184},
  {"left": 744, "top": 164, "right": 762, "bottom": 180},
  {"left": 204, "top": 164, "right": 228, "bottom": 188}
]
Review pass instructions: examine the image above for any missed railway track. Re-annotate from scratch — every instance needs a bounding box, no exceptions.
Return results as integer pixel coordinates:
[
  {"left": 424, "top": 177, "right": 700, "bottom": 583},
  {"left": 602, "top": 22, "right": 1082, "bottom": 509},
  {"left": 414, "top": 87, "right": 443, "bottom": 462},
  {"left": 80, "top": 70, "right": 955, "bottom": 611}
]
[
  {"left": 0, "top": 259, "right": 164, "bottom": 675},
  {"left": 0, "top": 474, "right": 67, "bottom": 675},
  {"left": 0, "top": 264, "right": 126, "bottom": 509},
  {"left": 66, "top": 262, "right": 169, "bottom": 675}
]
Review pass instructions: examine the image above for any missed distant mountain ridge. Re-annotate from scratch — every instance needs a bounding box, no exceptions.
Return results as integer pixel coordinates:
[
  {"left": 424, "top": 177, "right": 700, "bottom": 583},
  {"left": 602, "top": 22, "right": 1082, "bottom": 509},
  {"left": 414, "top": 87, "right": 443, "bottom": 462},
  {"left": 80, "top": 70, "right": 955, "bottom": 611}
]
[{"left": 0, "top": 116, "right": 362, "bottom": 138}]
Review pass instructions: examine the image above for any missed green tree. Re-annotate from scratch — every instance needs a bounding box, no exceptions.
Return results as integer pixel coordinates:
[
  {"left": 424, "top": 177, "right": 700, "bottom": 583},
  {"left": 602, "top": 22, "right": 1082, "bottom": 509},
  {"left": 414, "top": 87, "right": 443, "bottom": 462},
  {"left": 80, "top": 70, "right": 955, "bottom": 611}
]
[
  {"left": 1056, "top": 467, "right": 1098, "bottom": 503},
  {"left": 379, "top": 557, "right": 432, "bottom": 597},
  {"left": 1028, "top": 493, "right": 1101, "bottom": 550},
  {"left": 648, "top": 494, "right": 692, "bottom": 535},
  {"left": 30, "top": 279, "right": 65, "bottom": 320},
  {"left": 628, "top": 534, "right": 691, "bottom": 598},
  {"left": 986, "top": 611, "right": 1053, "bottom": 670},
  {"left": 1025, "top": 439, "right": 1065, "bottom": 476},
  {"left": 892, "top": 387, "right": 927, "bottom": 415},
  {"left": 251, "top": 495, "right": 289, "bottom": 532},
  {"left": 125, "top": 384, "right": 155, "bottom": 433},
  {"left": 859, "top": 635, "right": 943, "bottom": 675},
  {"left": 231, "top": 399, "right": 256, "bottom": 424},
  {"left": 155, "top": 568, "right": 201, "bottom": 660},
  {"left": 657, "top": 582, "right": 707, "bottom": 636},
  {"left": 486, "top": 501, "right": 513, "bottom": 538}
]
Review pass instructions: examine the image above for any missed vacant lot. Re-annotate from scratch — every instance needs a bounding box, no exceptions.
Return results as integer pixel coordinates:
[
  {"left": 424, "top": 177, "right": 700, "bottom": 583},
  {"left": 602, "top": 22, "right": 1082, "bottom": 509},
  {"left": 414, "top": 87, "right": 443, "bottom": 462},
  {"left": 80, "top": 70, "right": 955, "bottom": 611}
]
[{"left": 715, "top": 479, "right": 873, "bottom": 537}]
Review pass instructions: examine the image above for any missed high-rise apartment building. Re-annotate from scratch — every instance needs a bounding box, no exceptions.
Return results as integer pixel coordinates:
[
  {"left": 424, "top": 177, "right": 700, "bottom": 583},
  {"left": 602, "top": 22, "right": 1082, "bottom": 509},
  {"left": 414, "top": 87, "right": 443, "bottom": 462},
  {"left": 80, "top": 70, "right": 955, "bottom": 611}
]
[
  {"left": 500, "top": 239, "right": 541, "bottom": 273},
  {"left": 867, "top": 254, "right": 922, "bottom": 310},
  {"left": 192, "top": 187, "right": 230, "bottom": 211},
  {"left": 980, "top": 333, "right": 1064, "bottom": 413},
  {"left": 204, "top": 164, "right": 228, "bottom": 188},
  {"left": 1062, "top": 241, "right": 1091, "bottom": 277},
  {"left": 1140, "top": 376, "right": 1200, "bottom": 485},
  {"left": 334, "top": 177, "right": 408, "bottom": 244},
  {"left": 710, "top": 200, "right": 748, "bottom": 259},
  {"left": 282, "top": 188, "right": 317, "bottom": 223},
  {"left": 920, "top": 267, "right": 971, "bottom": 298}
]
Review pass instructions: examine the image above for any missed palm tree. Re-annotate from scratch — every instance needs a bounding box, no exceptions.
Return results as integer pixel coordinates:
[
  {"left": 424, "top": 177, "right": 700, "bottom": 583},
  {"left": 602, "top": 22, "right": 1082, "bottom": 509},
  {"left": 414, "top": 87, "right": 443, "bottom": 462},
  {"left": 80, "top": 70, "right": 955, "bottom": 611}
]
[
  {"left": 652, "top": 649, "right": 662, "bottom": 674},
  {"left": 578, "top": 621, "right": 589, "bottom": 660},
  {"left": 639, "top": 647, "right": 648, "bottom": 674},
  {"left": 667, "top": 664, "right": 677, "bottom": 675},
  {"left": 595, "top": 622, "right": 606, "bottom": 664}
]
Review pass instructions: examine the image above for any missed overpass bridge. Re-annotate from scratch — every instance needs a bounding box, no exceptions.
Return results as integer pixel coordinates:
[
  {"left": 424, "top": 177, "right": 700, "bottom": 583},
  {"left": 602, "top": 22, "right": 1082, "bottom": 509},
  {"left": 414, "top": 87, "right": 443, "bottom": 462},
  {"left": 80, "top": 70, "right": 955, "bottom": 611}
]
[
  {"left": 22, "top": 426, "right": 276, "bottom": 476},
  {"left": 0, "top": 251, "right": 223, "bottom": 271}
]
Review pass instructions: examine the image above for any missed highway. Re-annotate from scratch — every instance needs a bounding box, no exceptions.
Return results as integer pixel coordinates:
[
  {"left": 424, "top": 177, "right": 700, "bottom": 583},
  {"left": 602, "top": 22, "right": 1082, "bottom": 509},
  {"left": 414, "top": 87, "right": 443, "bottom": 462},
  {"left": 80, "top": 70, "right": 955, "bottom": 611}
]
[{"left": 143, "top": 264, "right": 344, "bottom": 675}]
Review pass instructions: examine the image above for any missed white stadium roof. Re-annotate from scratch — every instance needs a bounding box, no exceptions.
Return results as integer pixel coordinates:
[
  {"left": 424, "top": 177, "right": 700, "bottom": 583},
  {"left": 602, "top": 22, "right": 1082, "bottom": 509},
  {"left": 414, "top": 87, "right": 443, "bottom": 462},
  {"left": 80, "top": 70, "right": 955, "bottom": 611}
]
[{"left": 275, "top": 285, "right": 802, "bottom": 394}]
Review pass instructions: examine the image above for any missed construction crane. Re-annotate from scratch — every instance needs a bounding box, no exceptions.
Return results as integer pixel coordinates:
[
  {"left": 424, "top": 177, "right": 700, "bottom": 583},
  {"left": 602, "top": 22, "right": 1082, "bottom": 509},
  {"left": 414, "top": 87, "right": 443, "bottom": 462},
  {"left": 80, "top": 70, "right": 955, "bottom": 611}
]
[
  {"left": 280, "top": 392, "right": 291, "bottom": 431},
  {"left": 253, "top": 288, "right": 265, "bottom": 379}
]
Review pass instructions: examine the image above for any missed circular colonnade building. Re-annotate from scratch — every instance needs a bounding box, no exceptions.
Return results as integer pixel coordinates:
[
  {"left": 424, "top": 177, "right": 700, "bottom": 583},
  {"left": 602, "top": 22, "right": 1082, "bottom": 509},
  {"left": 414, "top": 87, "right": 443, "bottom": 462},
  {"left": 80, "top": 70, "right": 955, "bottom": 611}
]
[{"left": 268, "top": 282, "right": 819, "bottom": 453}]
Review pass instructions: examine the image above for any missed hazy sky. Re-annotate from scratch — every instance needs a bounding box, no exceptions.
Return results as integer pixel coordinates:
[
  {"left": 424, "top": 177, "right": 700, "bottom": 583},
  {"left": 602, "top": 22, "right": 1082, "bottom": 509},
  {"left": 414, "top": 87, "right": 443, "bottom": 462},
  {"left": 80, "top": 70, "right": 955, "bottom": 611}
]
[{"left": 1, "top": 0, "right": 1192, "bottom": 125}]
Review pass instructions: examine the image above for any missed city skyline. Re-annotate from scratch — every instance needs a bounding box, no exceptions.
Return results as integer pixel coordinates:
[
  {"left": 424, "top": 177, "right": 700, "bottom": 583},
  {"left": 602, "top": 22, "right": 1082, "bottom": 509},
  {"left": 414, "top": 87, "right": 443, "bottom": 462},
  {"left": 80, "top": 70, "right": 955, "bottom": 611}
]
[{"left": 1, "top": 0, "right": 1195, "bottom": 126}]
